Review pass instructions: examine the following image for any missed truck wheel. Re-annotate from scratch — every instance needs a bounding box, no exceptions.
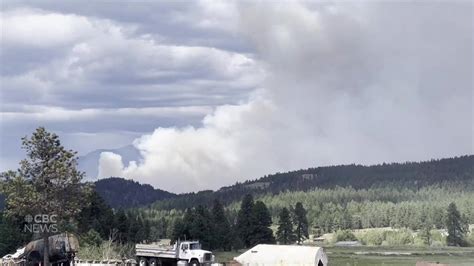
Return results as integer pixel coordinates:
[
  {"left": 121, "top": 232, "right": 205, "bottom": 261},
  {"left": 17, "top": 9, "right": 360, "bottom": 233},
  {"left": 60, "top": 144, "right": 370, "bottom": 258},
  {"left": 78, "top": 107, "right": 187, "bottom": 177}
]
[
  {"left": 190, "top": 259, "right": 200, "bottom": 266},
  {"left": 27, "top": 251, "right": 41, "bottom": 266},
  {"left": 149, "top": 258, "right": 162, "bottom": 266},
  {"left": 138, "top": 257, "right": 148, "bottom": 266}
]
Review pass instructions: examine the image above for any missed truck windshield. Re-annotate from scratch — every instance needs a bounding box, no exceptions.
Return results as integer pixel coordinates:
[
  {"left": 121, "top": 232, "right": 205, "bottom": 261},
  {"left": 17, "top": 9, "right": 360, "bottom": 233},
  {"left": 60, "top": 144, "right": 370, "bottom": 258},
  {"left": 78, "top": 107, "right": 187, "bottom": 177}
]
[{"left": 189, "top": 243, "right": 201, "bottom": 250}]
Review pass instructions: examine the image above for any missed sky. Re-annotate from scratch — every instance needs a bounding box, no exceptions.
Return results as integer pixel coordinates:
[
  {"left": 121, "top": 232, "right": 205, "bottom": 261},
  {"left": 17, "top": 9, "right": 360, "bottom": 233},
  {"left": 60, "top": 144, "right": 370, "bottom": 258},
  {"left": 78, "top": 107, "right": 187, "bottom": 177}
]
[{"left": 1, "top": 1, "right": 473, "bottom": 193}]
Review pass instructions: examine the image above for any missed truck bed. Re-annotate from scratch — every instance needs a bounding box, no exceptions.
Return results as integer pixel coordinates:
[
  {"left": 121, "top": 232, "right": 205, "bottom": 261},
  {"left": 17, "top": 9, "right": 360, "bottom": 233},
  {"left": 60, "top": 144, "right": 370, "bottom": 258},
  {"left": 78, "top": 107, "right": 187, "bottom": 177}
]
[{"left": 135, "top": 244, "right": 178, "bottom": 259}]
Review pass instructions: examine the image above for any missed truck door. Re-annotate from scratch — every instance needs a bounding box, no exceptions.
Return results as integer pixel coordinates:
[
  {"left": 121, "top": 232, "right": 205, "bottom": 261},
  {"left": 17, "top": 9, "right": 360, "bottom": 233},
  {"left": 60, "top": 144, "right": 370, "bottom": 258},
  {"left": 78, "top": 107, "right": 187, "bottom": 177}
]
[{"left": 179, "top": 243, "right": 190, "bottom": 260}]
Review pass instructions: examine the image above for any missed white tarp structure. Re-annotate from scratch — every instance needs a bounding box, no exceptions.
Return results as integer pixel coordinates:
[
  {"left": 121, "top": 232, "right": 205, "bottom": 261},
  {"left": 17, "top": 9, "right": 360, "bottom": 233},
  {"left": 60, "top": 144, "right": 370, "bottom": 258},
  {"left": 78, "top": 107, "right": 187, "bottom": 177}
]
[
  {"left": 234, "top": 244, "right": 328, "bottom": 266},
  {"left": 1, "top": 247, "right": 25, "bottom": 260}
]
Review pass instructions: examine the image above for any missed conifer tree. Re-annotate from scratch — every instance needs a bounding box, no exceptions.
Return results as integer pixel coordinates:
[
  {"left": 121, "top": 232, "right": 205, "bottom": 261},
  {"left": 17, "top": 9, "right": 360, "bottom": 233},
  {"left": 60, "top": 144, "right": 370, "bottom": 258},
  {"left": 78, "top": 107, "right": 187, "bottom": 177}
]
[
  {"left": 446, "top": 202, "right": 467, "bottom": 246},
  {"left": 250, "top": 201, "right": 275, "bottom": 245},
  {"left": 277, "top": 207, "right": 295, "bottom": 244},
  {"left": 157, "top": 217, "right": 167, "bottom": 239},
  {"left": 211, "top": 199, "right": 232, "bottom": 250},
  {"left": 236, "top": 194, "right": 255, "bottom": 247},
  {"left": 77, "top": 190, "right": 114, "bottom": 239},
  {"left": 293, "top": 202, "right": 309, "bottom": 244},
  {"left": 419, "top": 225, "right": 432, "bottom": 246},
  {"left": 172, "top": 218, "right": 185, "bottom": 241},
  {"left": 182, "top": 208, "right": 195, "bottom": 240},
  {"left": 115, "top": 209, "right": 129, "bottom": 243},
  {"left": 134, "top": 216, "right": 146, "bottom": 243},
  {"left": 190, "top": 206, "right": 213, "bottom": 249},
  {"left": 0, "top": 213, "right": 30, "bottom": 257},
  {"left": 143, "top": 218, "right": 152, "bottom": 243},
  {"left": 0, "top": 127, "right": 89, "bottom": 265}
]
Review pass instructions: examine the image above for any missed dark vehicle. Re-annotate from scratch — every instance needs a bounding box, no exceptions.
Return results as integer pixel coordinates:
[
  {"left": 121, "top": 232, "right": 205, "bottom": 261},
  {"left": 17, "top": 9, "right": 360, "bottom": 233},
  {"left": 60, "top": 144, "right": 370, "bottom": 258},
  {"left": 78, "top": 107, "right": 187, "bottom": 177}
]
[{"left": 12, "top": 233, "right": 79, "bottom": 266}]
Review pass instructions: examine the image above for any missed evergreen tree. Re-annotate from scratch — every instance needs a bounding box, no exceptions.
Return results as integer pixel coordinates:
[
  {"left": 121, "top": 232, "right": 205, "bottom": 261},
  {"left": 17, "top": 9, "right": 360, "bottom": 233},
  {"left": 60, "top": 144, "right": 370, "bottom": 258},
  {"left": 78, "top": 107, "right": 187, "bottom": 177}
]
[
  {"left": 126, "top": 212, "right": 140, "bottom": 243},
  {"left": 446, "top": 202, "right": 467, "bottom": 246},
  {"left": 276, "top": 207, "right": 295, "bottom": 244},
  {"left": 156, "top": 217, "right": 167, "bottom": 239},
  {"left": 143, "top": 218, "right": 152, "bottom": 243},
  {"left": 230, "top": 223, "right": 245, "bottom": 250},
  {"left": 418, "top": 225, "right": 431, "bottom": 246},
  {"left": 172, "top": 217, "right": 185, "bottom": 241},
  {"left": 132, "top": 216, "right": 146, "bottom": 243},
  {"left": 182, "top": 208, "right": 195, "bottom": 240},
  {"left": 236, "top": 194, "right": 255, "bottom": 247},
  {"left": 0, "top": 212, "right": 30, "bottom": 257},
  {"left": 211, "top": 199, "right": 232, "bottom": 250},
  {"left": 0, "top": 127, "right": 89, "bottom": 265},
  {"left": 419, "top": 212, "right": 432, "bottom": 246},
  {"left": 190, "top": 206, "right": 213, "bottom": 249},
  {"left": 250, "top": 201, "right": 275, "bottom": 246},
  {"left": 293, "top": 202, "right": 309, "bottom": 244},
  {"left": 115, "top": 209, "right": 129, "bottom": 243},
  {"left": 77, "top": 190, "right": 115, "bottom": 239}
]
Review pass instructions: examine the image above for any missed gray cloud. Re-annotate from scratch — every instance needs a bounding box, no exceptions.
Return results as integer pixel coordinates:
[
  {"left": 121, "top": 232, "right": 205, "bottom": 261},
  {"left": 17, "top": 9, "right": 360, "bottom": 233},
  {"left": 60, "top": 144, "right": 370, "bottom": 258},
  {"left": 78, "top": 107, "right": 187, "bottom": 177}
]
[
  {"left": 1, "top": 2, "right": 262, "bottom": 170},
  {"left": 1, "top": 7, "right": 263, "bottom": 108},
  {"left": 2, "top": 0, "right": 252, "bottom": 53}
]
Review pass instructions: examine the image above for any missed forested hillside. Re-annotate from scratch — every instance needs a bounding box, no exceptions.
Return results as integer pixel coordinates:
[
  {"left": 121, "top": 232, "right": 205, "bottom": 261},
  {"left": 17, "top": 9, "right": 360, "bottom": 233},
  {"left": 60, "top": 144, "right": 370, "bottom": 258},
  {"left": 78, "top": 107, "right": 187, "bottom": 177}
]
[
  {"left": 153, "top": 155, "right": 474, "bottom": 210},
  {"left": 94, "top": 177, "right": 176, "bottom": 208},
  {"left": 135, "top": 155, "right": 474, "bottom": 246},
  {"left": 0, "top": 177, "right": 174, "bottom": 210}
]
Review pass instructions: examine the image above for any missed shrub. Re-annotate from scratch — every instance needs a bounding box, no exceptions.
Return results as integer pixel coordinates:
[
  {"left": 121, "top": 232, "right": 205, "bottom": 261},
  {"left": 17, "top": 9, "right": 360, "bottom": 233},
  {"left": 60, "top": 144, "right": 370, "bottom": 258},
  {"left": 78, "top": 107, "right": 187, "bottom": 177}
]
[
  {"left": 77, "top": 239, "right": 135, "bottom": 261},
  {"left": 466, "top": 232, "right": 474, "bottom": 247},
  {"left": 430, "top": 240, "right": 444, "bottom": 247},
  {"left": 414, "top": 237, "right": 427, "bottom": 247},
  {"left": 430, "top": 230, "right": 446, "bottom": 245},
  {"left": 81, "top": 229, "right": 103, "bottom": 247},
  {"left": 385, "top": 229, "right": 413, "bottom": 246},
  {"left": 360, "top": 230, "right": 384, "bottom": 246},
  {"left": 334, "top": 230, "right": 357, "bottom": 242}
]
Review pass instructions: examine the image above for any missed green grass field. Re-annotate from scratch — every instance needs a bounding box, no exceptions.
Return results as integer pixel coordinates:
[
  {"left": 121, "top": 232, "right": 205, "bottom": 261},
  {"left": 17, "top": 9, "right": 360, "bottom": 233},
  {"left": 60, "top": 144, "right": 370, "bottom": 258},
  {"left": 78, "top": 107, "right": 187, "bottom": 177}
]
[
  {"left": 214, "top": 246, "right": 474, "bottom": 266},
  {"left": 326, "top": 246, "right": 474, "bottom": 266}
]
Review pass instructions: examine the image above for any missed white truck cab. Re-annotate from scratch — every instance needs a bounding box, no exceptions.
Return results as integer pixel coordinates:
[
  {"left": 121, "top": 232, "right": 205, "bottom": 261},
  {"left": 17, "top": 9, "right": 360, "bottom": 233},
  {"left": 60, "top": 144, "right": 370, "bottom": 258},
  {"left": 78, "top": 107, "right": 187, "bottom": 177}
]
[
  {"left": 176, "top": 241, "right": 213, "bottom": 264},
  {"left": 136, "top": 240, "right": 214, "bottom": 266}
]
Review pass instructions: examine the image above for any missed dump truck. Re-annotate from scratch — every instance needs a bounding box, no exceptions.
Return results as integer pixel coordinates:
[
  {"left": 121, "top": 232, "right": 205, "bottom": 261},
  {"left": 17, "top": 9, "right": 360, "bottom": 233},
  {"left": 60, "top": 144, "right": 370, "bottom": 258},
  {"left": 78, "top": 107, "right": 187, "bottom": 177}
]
[
  {"left": 1, "top": 233, "right": 79, "bottom": 266},
  {"left": 136, "top": 240, "right": 214, "bottom": 266}
]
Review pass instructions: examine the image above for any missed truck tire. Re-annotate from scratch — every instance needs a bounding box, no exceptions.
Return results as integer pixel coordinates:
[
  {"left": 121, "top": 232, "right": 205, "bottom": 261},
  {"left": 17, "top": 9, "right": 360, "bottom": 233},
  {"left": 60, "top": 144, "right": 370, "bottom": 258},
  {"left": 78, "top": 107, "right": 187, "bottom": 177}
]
[
  {"left": 189, "top": 259, "right": 200, "bottom": 266},
  {"left": 27, "top": 251, "right": 41, "bottom": 266},
  {"left": 138, "top": 257, "right": 147, "bottom": 266},
  {"left": 149, "top": 258, "right": 162, "bottom": 266}
]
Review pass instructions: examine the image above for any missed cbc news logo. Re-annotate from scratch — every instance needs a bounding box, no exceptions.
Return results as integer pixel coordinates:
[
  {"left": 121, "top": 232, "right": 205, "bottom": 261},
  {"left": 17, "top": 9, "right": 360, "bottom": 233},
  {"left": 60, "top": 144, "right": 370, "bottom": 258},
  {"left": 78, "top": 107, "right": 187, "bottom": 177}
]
[{"left": 24, "top": 214, "right": 58, "bottom": 233}]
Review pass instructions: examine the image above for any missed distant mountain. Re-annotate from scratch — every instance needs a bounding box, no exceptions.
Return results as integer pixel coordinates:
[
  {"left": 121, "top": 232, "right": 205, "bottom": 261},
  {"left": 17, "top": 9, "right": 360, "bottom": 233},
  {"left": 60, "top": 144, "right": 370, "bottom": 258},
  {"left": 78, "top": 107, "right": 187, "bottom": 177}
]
[
  {"left": 94, "top": 177, "right": 176, "bottom": 208},
  {"left": 0, "top": 177, "right": 175, "bottom": 211},
  {"left": 78, "top": 145, "right": 141, "bottom": 181},
  {"left": 153, "top": 155, "right": 474, "bottom": 210}
]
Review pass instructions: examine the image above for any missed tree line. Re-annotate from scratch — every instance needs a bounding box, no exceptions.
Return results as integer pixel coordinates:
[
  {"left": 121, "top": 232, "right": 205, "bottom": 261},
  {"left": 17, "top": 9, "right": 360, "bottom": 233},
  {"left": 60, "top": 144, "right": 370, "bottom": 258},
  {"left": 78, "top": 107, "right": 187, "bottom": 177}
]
[
  {"left": 170, "top": 194, "right": 310, "bottom": 250},
  {"left": 251, "top": 186, "right": 474, "bottom": 234},
  {"left": 151, "top": 155, "right": 474, "bottom": 211}
]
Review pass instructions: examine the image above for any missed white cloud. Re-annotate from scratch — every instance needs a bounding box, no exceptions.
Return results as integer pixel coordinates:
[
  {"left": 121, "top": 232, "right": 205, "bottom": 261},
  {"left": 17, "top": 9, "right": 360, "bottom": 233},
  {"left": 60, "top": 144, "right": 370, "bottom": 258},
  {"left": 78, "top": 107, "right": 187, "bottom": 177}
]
[
  {"left": 98, "top": 2, "right": 473, "bottom": 193},
  {"left": 97, "top": 95, "right": 279, "bottom": 192},
  {"left": 98, "top": 152, "right": 127, "bottom": 178},
  {"left": 2, "top": 8, "right": 100, "bottom": 48}
]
